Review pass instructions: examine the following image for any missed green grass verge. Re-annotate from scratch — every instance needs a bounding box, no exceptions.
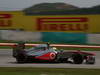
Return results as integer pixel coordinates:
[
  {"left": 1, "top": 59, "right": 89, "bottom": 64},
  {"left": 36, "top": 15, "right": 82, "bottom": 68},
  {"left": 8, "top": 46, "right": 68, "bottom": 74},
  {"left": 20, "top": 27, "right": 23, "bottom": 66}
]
[
  {"left": 0, "top": 46, "right": 12, "bottom": 49},
  {"left": 0, "top": 67, "right": 100, "bottom": 75}
]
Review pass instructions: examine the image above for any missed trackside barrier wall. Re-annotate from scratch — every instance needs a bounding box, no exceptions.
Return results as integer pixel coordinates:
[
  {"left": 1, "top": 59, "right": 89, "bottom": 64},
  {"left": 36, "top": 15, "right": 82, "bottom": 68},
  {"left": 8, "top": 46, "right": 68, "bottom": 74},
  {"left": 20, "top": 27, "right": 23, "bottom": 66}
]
[{"left": 0, "top": 43, "right": 100, "bottom": 48}]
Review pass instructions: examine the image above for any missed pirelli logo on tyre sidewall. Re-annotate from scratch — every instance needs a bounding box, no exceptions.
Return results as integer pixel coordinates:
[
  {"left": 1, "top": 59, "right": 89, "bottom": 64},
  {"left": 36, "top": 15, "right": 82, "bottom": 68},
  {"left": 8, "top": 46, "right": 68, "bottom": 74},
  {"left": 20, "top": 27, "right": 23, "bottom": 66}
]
[{"left": 37, "top": 17, "right": 89, "bottom": 32}]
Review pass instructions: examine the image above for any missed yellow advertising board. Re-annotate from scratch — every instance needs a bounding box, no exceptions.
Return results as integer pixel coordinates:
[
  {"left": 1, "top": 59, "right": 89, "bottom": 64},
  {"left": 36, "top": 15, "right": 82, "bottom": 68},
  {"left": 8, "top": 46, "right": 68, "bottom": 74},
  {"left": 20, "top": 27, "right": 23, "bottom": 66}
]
[{"left": 0, "top": 11, "right": 100, "bottom": 33}]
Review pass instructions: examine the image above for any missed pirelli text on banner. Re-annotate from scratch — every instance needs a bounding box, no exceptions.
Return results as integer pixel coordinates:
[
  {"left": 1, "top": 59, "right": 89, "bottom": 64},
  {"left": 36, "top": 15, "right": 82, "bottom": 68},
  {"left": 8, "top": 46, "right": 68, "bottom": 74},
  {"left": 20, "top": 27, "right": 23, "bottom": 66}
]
[
  {"left": 0, "top": 14, "right": 12, "bottom": 27},
  {"left": 37, "top": 17, "right": 88, "bottom": 32}
]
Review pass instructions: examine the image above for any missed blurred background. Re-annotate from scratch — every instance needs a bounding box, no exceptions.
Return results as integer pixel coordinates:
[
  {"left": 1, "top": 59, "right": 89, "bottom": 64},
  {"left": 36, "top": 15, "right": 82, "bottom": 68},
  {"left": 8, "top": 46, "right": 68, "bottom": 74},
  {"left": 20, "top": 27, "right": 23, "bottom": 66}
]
[{"left": 0, "top": 0, "right": 100, "bottom": 45}]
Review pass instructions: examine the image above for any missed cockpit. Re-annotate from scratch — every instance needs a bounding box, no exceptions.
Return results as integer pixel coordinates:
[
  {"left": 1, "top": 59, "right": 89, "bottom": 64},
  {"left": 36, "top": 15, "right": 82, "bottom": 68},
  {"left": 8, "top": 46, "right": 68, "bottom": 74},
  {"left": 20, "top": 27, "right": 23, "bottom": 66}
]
[{"left": 27, "top": 44, "right": 49, "bottom": 52}]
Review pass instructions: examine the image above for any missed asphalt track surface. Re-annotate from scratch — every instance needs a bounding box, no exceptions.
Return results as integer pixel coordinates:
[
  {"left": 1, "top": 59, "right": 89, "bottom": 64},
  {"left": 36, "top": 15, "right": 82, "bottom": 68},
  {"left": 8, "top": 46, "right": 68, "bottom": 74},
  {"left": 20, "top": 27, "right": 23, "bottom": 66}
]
[{"left": 0, "top": 49, "right": 100, "bottom": 69}]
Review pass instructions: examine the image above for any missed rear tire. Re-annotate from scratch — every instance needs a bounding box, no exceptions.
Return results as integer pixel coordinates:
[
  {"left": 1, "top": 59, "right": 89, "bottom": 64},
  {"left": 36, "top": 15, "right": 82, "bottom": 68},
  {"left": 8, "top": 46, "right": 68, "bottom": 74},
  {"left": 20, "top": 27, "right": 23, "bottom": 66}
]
[
  {"left": 16, "top": 55, "right": 26, "bottom": 63},
  {"left": 86, "top": 56, "right": 95, "bottom": 64},
  {"left": 72, "top": 53, "right": 83, "bottom": 64}
]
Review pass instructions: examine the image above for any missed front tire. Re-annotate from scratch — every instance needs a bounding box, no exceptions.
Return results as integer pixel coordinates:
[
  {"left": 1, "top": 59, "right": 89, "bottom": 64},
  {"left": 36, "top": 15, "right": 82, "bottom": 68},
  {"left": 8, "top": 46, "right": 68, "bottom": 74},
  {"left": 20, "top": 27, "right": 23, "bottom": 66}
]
[
  {"left": 86, "top": 56, "right": 95, "bottom": 64},
  {"left": 72, "top": 53, "right": 83, "bottom": 64}
]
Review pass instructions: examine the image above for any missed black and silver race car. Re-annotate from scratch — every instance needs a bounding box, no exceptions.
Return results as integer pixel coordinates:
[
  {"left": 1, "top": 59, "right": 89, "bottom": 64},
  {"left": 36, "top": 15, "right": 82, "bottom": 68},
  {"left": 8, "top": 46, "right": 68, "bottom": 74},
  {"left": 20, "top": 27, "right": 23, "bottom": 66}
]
[{"left": 13, "top": 43, "right": 96, "bottom": 64}]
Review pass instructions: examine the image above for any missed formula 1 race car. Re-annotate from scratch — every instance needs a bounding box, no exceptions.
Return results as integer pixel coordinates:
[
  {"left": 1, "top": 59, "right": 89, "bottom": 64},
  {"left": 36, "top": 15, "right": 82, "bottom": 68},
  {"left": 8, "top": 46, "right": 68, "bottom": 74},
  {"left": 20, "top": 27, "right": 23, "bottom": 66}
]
[{"left": 12, "top": 42, "right": 96, "bottom": 64}]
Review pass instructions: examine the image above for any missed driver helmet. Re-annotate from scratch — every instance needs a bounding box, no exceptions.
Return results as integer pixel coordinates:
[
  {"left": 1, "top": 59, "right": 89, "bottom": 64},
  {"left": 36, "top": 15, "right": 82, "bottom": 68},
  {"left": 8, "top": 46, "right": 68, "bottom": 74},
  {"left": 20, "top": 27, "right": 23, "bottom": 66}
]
[{"left": 53, "top": 47, "right": 57, "bottom": 50}]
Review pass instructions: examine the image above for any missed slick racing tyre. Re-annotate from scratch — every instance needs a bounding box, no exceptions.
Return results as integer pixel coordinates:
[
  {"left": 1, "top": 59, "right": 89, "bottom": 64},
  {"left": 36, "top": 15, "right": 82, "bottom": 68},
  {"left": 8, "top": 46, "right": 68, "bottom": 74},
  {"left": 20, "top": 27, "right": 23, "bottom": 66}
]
[
  {"left": 16, "top": 56, "right": 25, "bottom": 63},
  {"left": 72, "top": 53, "right": 83, "bottom": 64},
  {"left": 16, "top": 54, "right": 26, "bottom": 63},
  {"left": 86, "top": 56, "right": 95, "bottom": 64}
]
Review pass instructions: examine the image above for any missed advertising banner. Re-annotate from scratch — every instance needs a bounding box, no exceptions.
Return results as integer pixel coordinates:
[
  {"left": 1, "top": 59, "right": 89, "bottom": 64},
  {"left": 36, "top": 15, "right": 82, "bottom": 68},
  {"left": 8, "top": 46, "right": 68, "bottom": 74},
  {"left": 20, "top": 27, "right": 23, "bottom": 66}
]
[
  {"left": 0, "top": 11, "right": 100, "bottom": 33},
  {"left": 42, "top": 32, "right": 87, "bottom": 44}
]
